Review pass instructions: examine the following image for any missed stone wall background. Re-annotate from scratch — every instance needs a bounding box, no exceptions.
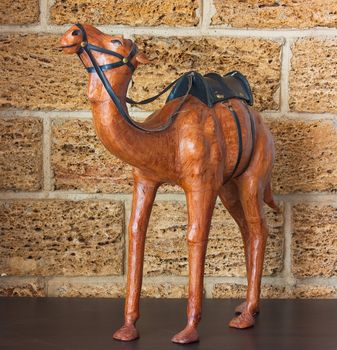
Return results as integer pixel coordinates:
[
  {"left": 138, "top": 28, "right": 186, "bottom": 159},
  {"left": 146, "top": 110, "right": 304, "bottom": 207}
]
[{"left": 0, "top": 0, "right": 336, "bottom": 299}]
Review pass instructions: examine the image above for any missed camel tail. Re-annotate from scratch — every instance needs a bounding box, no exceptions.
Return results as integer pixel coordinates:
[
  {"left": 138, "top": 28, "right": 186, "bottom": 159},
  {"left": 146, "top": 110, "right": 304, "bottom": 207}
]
[{"left": 264, "top": 181, "right": 280, "bottom": 212}]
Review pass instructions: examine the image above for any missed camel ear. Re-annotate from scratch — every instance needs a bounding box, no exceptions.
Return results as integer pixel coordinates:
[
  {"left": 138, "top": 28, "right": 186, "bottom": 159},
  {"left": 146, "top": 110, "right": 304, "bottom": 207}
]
[{"left": 135, "top": 51, "right": 150, "bottom": 64}]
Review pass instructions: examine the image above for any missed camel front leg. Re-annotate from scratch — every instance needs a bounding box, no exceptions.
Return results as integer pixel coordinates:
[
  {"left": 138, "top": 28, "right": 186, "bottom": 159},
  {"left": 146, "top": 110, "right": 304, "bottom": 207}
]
[
  {"left": 113, "top": 180, "right": 158, "bottom": 341},
  {"left": 171, "top": 189, "right": 217, "bottom": 344}
]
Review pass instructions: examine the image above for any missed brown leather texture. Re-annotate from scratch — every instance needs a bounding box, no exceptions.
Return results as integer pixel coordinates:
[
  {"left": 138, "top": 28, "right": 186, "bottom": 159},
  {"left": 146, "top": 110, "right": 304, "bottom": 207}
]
[{"left": 61, "top": 24, "right": 279, "bottom": 344}]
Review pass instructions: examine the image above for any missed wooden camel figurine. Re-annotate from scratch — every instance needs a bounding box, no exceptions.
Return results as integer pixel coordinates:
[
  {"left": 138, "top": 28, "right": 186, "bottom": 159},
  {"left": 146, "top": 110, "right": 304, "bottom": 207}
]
[{"left": 60, "top": 24, "right": 279, "bottom": 344}]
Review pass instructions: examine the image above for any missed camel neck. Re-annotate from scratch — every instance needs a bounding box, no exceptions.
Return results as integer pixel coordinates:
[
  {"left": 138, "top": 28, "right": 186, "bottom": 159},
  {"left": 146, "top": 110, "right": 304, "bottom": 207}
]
[{"left": 89, "top": 74, "right": 160, "bottom": 170}]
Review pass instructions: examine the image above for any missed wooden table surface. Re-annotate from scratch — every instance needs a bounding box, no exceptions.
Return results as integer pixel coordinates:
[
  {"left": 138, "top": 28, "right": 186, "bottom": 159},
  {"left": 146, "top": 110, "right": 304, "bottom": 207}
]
[{"left": 1, "top": 297, "right": 336, "bottom": 350}]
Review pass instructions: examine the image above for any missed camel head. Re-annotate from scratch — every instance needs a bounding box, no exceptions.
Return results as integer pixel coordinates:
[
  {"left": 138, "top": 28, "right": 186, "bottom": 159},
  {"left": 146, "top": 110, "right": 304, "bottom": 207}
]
[
  {"left": 60, "top": 23, "right": 150, "bottom": 73},
  {"left": 60, "top": 23, "right": 150, "bottom": 101}
]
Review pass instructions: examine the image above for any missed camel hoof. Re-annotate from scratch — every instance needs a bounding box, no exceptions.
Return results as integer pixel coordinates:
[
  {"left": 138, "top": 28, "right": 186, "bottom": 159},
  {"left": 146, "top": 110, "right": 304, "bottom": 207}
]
[
  {"left": 171, "top": 326, "right": 199, "bottom": 344},
  {"left": 234, "top": 302, "right": 247, "bottom": 314},
  {"left": 113, "top": 324, "right": 139, "bottom": 342},
  {"left": 235, "top": 302, "right": 260, "bottom": 315},
  {"left": 229, "top": 312, "right": 256, "bottom": 329}
]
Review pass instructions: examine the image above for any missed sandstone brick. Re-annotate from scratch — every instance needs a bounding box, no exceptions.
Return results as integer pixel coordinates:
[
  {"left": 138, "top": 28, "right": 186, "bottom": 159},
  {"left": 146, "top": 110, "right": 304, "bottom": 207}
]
[
  {"left": 211, "top": 0, "right": 337, "bottom": 29},
  {"left": 292, "top": 284, "right": 337, "bottom": 299},
  {"left": 0, "top": 34, "right": 88, "bottom": 110},
  {"left": 50, "top": 0, "right": 199, "bottom": 26},
  {"left": 267, "top": 117, "right": 337, "bottom": 194},
  {"left": 132, "top": 36, "right": 282, "bottom": 111},
  {"left": 144, "top": 201, "right": 284, "bottom": 276},
  {"left": 0, "top": 117, "right": 43, "bottom": 191},
  {"left": 0, "top": 277, "right": 45, "bottom": 297},
  {"left": 212, "top": 283, "right": 337, "bottom": 299},
  {"left": 289, "top": 38, "right": 337, "bottom": 113},
  {"left": 212, "top": 283, "right": 288, "bottom": 298},
  {"left": 47, "top": 279, "right": 187, "bottom": 298},
  {"left": 292, "top": 204, "right": 337, "bottom": 277},
  {"left": 0, "top": 200, "right": 124, "bottom": 276},
  {"left": 159, "top": 184, "right": 183, "bottom": 193},
  {"left": 0, "top": 0, "right": 39, "bottom": 24},
  {"left": 141, "top": 282, "right": 188, "bottom": 298},
  {"left": 52, "top": 119, "right": 133, "bottom": 193},
  {"left": 48, "top": 279, "right": 125, "bottom": 297}
]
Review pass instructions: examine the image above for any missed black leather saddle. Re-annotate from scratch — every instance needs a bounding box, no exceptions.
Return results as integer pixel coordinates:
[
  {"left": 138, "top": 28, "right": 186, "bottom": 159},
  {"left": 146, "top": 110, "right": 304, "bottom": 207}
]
[{"left": 166, "top": 70, "right": 253, "bottom": 107}]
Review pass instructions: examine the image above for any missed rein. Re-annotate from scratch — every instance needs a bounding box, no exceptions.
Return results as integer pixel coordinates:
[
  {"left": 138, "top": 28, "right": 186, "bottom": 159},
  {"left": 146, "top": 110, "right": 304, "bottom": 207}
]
[{"left": 75, "top": 23, "right": 193, "bottom": 133}]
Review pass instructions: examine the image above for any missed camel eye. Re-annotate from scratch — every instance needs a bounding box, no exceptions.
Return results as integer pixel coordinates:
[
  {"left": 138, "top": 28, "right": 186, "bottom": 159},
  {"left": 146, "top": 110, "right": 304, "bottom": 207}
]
[
  {"left": 111, "top": 39, "right": 122, "bottom": 46},
  {"left": 72, "top": 30, "right": 80, "bottom": 36}
]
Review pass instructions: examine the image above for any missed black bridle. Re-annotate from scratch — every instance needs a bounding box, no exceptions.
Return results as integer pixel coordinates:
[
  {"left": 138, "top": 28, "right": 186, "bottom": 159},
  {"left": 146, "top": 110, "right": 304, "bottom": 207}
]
[{"left": 74, "top": 23, "right": 192, "bottom": 133}]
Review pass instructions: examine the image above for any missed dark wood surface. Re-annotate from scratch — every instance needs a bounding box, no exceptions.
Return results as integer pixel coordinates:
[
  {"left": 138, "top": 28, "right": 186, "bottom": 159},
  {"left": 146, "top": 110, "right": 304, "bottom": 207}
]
[{"left": 1, "top": 297, "right": 336, "bottom": 350}]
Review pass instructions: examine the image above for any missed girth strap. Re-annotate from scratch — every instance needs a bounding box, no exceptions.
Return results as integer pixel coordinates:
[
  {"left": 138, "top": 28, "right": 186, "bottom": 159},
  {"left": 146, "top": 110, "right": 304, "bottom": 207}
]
[
  {"left": 227, "top": 106, "right": 243, "bottom": 179},
  {"left": 224, "top": 104, "right": 256, "bottom": 182},
  {"left": 234, "top": 104, "right": 256, "bottom": 178}
]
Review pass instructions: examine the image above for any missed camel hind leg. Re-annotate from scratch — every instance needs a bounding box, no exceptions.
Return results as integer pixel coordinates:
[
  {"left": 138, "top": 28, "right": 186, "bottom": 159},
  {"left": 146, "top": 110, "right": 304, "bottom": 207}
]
[
  {"left": 218, "top": 182, "right": 250, "bottom": 285},
  {"left": 264, "top": 180, "right": 279, "bottom": 212},
  {"left": 228, "top": 176, "right": 268, "bottom": 329},
  {"left": 218, "top": 181, "right": 260, "bottom": 316},
  {"left": 228, "top": 109, "right": 275, "bottom": 328}
]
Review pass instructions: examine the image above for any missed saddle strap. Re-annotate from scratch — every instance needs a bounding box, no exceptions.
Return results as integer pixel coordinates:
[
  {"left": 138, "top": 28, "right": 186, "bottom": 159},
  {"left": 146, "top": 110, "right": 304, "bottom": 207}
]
[{"left": 125, "top": 77, "right": 182, "bottom": 105}]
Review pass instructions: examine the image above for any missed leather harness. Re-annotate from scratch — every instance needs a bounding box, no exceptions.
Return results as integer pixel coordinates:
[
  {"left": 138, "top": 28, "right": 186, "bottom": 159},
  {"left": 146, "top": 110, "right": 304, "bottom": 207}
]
[
  {"left": 75, "top": 23, "right": 193, "bottom": 133},
  {"left": 74, "top": 23, "right": 256, "bottom": 179}
]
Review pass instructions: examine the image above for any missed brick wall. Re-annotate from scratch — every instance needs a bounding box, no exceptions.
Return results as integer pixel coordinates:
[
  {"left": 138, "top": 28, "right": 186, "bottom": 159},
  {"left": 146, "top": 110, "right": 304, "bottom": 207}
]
[{"left": 0, "top": 1, "right": 336, "bottom": 299}]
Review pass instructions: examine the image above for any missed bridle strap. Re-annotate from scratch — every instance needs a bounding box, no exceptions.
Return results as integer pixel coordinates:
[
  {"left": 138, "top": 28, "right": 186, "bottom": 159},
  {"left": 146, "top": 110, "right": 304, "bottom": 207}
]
[
  {"left": 75, "top": 23, "right": 193, "bottom": 133},
  {"left": 86, "top": 61, "right": 124, "bottom": 73},
  {"left": 75, "top": 23, "right": 137, "bottom": 73},
  {"left": 76, "top": 23, "right": 87, "bottom": 42}
]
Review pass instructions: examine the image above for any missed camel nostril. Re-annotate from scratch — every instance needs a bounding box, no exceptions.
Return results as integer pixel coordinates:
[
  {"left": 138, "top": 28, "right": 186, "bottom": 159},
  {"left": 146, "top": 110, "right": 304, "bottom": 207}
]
[{"left": 72, "top": 29, "right": 80, "bottom": 36}]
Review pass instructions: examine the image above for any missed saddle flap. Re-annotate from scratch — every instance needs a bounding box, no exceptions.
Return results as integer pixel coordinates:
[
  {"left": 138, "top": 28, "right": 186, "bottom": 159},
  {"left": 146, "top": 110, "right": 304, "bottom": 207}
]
[
  {"left": 204, "top": 71, "right": 254, "bottom": 106},
  {"left": 166, "top": 70, "right": 254, "bottom": 107},
  {"left": 166, "top": 72, "right": 212, "bottom": 107}
]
